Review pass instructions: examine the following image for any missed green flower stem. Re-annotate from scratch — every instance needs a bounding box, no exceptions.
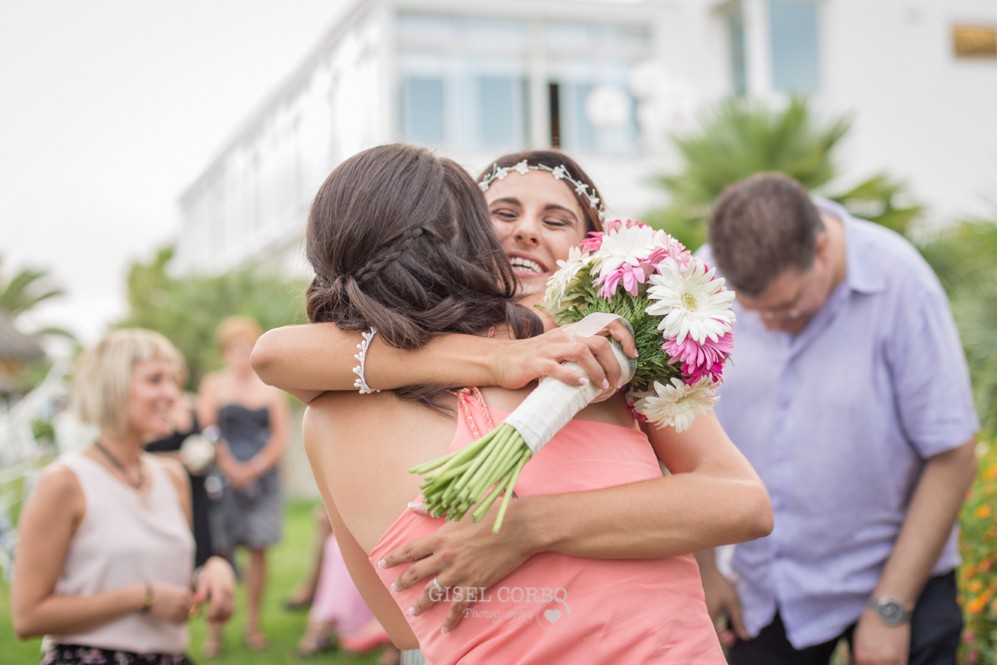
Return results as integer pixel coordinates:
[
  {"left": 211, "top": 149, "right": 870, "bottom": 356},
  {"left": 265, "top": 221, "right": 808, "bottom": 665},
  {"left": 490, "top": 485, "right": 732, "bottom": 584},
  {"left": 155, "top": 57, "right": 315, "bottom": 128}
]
[
  {"left": 460, "top": 427, "right": 519, "bottom": 498},
  {"left": 413, "top": 423, "right": 534, "bottom": 526},
  {"left": 490, "top": 452, "right": 530, "bottom": 532},
  {"left": 467, "top": 456, "right": 519, "bottom": 524},
  {"left": 446, "top": 425, "right": 513, "bottom": 499}
]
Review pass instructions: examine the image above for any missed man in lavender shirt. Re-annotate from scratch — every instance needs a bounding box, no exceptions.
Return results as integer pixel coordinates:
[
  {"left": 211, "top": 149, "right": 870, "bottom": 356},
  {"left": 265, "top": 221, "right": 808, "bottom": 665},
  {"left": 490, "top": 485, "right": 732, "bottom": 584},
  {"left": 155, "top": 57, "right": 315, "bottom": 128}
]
[{"left": 696, "top": 173, "right": 978, "bottom": 665}]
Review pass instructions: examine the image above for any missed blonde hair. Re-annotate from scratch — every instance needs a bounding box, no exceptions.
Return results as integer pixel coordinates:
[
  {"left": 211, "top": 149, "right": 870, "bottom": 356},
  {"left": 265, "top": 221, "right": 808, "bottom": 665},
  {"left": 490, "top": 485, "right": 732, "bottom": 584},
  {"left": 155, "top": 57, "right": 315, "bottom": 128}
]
[
  {"left": 72, "top": 328, "right": 182, "bottom": 434},
  {"left": 216, "top": 315, "right": 262, "bottom": 351}
]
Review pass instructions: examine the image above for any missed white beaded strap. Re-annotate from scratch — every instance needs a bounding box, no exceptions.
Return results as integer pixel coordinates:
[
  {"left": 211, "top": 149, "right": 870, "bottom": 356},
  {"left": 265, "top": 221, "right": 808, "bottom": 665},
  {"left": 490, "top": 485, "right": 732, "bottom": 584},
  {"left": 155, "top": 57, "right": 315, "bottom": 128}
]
[{"left": 352, "top": 328, "right": 381, "bottom": 394}]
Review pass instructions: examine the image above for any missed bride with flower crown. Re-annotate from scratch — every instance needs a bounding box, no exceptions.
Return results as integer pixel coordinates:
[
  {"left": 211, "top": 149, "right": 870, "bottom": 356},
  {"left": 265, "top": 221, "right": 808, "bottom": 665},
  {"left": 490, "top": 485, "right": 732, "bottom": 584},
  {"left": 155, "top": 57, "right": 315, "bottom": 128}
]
[{"left": 256, "top": 143, "right": 771, "bottom": 663}]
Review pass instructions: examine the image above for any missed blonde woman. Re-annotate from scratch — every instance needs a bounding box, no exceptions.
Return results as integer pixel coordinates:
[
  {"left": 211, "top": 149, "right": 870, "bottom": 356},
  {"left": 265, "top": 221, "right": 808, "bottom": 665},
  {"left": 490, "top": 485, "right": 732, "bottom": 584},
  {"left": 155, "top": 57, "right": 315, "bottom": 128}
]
[{"left": 12, "top": 329, "right": 234, "bottom": 664}]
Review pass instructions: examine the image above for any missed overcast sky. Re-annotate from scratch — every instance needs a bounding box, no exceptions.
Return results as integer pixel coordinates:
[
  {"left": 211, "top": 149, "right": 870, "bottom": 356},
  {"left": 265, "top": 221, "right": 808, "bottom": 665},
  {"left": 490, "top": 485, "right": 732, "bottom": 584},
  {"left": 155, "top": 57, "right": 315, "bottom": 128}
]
[{"left": 1, "top": 0, "right": 352, "bottom": 347}]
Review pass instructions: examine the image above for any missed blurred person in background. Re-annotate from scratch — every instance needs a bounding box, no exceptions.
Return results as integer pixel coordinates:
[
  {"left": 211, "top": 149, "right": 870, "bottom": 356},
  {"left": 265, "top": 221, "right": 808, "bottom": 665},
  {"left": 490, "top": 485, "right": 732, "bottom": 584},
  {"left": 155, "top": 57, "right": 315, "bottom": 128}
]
[
  {"left": 696, "top": 172, "right": 978, "bottom": 665},
  {"left": 11, "top": 328, "right": 235, "bottom": 665},
  {"left": 296, "top": 529, "right": 400, "bottom": 665},
  {"left": 282, "top": 505, "right": 331, "bottom": 612},
  {"left": 197, "top": 315, "right": 289, "bottom": 657},
  {"left": 145, "top": 354, "right": 215, "bottom": 569}
]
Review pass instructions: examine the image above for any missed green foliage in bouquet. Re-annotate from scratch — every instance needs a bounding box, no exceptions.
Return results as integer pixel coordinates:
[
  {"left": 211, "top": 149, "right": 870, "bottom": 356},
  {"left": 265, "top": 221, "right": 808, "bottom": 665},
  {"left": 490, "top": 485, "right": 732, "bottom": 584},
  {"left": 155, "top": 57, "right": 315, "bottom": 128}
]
[{"left": 544, "top": 284, "right": 677, "bottom": 393}]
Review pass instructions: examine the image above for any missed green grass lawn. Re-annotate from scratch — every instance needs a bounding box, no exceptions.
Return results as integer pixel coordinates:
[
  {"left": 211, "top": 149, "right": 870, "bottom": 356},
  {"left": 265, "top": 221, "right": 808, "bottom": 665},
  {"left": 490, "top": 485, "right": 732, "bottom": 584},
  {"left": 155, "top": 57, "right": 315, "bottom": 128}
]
[{"left": 0, "top": 499, "right": 383, "bottom": 665}]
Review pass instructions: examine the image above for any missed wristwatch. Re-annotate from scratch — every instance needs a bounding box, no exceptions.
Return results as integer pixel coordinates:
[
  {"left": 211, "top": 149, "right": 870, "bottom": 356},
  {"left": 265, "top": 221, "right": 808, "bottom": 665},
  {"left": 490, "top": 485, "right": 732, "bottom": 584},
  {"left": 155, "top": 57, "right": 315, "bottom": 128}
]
[{"left": 867, "top": 597, "right": 912, "bottom": 626}]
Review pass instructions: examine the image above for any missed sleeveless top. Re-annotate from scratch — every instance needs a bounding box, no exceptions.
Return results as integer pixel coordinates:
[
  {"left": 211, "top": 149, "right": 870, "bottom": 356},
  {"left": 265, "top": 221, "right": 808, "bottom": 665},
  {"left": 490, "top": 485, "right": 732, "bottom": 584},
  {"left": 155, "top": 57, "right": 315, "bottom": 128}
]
[
  {"left": 49, "top": 451, "right": 194, "bottom": 654},
  {"left": 370, "top": 390, "right": 725, "bottom": 664}
]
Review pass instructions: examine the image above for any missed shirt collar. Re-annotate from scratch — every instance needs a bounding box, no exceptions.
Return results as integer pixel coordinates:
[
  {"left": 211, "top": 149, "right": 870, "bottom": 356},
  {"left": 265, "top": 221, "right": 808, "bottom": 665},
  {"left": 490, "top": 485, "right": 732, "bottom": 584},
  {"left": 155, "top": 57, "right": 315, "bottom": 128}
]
[{"left": 814, "top": 197, "right": 885, "bottom": 295}]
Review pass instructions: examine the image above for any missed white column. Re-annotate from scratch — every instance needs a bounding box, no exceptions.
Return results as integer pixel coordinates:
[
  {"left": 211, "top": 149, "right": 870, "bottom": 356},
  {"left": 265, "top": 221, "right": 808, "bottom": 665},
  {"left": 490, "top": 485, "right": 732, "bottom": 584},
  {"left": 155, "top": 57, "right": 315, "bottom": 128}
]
[{"left": 743, "top": 0, "right": 772, "bottom": 97}]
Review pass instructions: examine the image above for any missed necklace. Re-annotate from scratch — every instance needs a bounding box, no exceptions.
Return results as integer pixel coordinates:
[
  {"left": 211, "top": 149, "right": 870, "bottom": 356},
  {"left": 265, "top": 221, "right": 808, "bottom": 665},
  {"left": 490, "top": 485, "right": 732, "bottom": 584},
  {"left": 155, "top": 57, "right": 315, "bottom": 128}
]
[{"left": 93, "top": 440, "right": 145, "bottom": 491}]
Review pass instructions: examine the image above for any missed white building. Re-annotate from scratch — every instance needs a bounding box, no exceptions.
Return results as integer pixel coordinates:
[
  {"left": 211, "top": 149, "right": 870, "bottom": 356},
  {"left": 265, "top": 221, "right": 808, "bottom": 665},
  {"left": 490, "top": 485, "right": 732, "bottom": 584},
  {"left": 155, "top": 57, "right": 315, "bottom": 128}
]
[{"left": 174, "top": 0, "right": 997, "bottom": 275}]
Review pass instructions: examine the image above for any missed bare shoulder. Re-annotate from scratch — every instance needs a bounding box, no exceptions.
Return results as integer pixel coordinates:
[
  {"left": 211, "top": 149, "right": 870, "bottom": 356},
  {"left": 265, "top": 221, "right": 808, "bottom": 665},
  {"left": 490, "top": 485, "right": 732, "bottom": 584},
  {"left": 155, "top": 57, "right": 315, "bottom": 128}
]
[
  {"left": 26, "top": 463, "right": 85, "bottom": 522},
  {"left": 35, "top": 463, "right": 84, "bottom": 502},
  {"left": 198, "top": 370, "right": 226, "bottom": 394}
]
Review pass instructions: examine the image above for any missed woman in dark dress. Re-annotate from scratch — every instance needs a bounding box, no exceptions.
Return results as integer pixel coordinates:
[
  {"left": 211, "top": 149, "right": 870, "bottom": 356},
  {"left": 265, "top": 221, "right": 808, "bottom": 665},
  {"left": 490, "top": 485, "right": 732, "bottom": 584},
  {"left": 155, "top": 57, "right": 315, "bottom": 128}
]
[
  {"left": 145, "top": 362, "right": 215, "bottom": 568},
  {"left": 197, "top": 316, "right": 290, "bottom": 658}
]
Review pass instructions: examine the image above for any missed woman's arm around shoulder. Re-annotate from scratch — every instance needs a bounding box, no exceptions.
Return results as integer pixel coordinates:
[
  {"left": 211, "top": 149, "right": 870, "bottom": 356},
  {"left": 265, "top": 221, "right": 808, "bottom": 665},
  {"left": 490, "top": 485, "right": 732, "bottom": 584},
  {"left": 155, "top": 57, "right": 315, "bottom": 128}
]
[
  {"left": 527, "top": 411, "right": 773, "bottom": 557},
  {"left": 252, "top": 321, "right": 637, "bottom": 404}
]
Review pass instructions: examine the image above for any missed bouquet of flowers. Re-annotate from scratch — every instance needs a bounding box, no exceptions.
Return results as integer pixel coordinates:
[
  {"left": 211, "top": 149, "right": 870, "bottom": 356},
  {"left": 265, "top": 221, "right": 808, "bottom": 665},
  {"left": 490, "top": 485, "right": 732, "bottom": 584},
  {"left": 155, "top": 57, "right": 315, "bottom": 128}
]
[{"left": 410, "top": 219, "right": 736, "bottom": 531}]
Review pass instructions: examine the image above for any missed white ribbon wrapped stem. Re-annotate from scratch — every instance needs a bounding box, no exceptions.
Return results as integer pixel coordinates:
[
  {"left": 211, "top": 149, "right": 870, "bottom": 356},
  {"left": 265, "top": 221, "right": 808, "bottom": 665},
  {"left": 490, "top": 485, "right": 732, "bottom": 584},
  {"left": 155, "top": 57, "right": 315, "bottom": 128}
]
[{"left": 504, "top": 313, "right": 635, "bottom": 454}]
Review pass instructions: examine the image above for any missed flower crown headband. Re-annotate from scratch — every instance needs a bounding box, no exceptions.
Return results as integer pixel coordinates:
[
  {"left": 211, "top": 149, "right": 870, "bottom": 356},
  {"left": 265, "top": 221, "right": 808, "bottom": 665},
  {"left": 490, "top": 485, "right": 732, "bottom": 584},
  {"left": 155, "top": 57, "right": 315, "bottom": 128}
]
[{"left": 478, "top": 159, "right": 607, "bottom": 224}]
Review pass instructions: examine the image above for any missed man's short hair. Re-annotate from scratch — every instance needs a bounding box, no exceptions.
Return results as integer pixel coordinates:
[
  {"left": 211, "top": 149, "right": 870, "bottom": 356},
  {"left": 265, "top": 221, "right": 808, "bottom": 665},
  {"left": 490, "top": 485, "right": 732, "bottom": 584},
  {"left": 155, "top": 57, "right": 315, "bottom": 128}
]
[{"left": 708, "top": 172, "right": 824, "bottom": 297}]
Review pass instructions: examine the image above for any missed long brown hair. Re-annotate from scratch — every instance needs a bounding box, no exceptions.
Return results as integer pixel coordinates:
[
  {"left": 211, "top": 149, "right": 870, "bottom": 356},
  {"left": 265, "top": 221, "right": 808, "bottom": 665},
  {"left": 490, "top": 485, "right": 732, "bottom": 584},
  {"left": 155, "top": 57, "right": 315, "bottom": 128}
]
[{"left": 305, "top": 144, "right": 542, "bottom": 400}]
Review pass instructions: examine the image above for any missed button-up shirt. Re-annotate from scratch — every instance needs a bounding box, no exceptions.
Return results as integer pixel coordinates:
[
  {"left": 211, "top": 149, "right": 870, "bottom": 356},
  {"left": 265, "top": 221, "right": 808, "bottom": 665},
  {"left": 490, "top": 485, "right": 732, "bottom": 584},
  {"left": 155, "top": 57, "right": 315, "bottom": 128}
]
[{"left": 699, "top": 200, "right": 978, "bottom": 648}]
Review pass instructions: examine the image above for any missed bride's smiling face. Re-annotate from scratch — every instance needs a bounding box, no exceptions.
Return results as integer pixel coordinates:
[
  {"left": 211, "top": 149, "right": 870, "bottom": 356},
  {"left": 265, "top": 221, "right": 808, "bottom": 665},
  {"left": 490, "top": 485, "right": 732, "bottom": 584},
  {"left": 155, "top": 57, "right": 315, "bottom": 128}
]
[{"left": 485, "top": 170, "right": 588, "bottom": 300}]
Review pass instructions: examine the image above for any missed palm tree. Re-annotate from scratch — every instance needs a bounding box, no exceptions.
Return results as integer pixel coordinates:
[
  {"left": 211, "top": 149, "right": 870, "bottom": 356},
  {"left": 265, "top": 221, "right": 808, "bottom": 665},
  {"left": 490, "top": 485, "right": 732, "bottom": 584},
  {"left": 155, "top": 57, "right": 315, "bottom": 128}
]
[
  {"left": 0, "top": 255, "right": 75, "bottom": 343},
  {"left": 645, "top": 96, "right": 922, "bottom": 250}
]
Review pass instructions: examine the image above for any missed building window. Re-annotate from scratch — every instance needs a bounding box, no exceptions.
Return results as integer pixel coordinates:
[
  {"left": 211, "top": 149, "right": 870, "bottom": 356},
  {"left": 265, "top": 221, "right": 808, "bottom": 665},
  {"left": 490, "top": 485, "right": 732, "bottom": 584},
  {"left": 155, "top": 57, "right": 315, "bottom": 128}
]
[
  {"left": 474, "top": 75, "right": 529, "bottom": 148},
  {"left": 724, "top": 0, "right": 820, "bottom": 95},
  {"left": 397, "top": 14, "right": 646, "bottom": 155},
  {"left": 401, "top": 75, "right": 446, "bottom": 146},
  {"left": 400, "top": 56, "right": 529, "bottom": 150},
  {"left": 769, "top": 0, "right": 820, "bottom": 93},
  {"left": 547, "top": 80, "right": 638, "bottom": 154},
  {"left": 952, "top": 25, "right": 997, "bottom": 58}
]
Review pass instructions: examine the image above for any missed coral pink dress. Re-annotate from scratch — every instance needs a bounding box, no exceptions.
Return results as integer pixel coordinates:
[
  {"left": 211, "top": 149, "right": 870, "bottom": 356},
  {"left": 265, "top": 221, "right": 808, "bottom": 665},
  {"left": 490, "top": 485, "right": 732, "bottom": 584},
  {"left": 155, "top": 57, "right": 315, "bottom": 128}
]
[{"left": 370, "top": 390, "right": 725, "bottom": 664}]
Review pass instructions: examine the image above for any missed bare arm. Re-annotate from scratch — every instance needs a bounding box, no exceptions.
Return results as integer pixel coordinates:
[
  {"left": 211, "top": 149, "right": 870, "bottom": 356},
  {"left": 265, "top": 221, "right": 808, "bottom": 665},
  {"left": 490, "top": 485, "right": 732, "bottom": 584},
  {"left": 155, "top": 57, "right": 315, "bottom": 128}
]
[
  {"left": 852, "top": 436, "right": 977, "bottom": 665},
  {"left": 528, "top": 412, "right": 772, "bottom": 557},
  {"left": 195, "top": 373, "right": 240, "bottom": 484},
  {"left": 248, "top": 386, "right": 290, "bottom": 474},
  {"left": 251, "top": 322, "right": 637, "bottom": 404}
]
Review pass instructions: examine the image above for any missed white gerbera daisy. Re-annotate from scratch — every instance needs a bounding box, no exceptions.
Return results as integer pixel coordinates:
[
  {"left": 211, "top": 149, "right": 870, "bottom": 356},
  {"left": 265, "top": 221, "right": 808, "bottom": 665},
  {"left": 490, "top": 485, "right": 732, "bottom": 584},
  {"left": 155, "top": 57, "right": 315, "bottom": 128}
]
[
  {"left": 646, "top": 257, "right": 736, "bottom": 344},
  {"left": 635, "top": 377, "right": 718, "bottom": 432},
  {"left": 543, "top": 246, "right": 592, "bottom": 318},
  {"left": 594, "top": 222, "right": 672, "bottom": 279}
]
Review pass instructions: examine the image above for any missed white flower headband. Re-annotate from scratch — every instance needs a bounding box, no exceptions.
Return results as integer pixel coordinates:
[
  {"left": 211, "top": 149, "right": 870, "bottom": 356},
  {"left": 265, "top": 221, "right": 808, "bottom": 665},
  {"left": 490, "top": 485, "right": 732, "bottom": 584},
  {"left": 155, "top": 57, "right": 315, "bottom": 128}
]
[{"left": 478, "top": 159, "right": 607, "bottom": 223}]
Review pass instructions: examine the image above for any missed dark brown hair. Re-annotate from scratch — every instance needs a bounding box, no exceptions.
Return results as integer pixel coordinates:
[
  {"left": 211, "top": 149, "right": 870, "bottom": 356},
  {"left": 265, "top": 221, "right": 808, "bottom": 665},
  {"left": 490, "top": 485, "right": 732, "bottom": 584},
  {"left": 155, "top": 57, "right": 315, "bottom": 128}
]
[
  {"left": 708, "top": 172, "right": 825, "bottom": 297},
  {"left": 480, "top": 150, "right": 606, "bottom": 233},
  {"left": 305, "top": 143, "right": 542, "bottom": 374}
]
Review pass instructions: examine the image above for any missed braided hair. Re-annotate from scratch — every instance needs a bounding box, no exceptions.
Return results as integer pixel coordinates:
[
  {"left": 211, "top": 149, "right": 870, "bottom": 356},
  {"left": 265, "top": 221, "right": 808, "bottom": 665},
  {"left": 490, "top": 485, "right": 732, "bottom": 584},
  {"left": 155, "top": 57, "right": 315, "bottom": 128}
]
[{"left": 305, "top": 144, "right": 542, "bottom": 401}]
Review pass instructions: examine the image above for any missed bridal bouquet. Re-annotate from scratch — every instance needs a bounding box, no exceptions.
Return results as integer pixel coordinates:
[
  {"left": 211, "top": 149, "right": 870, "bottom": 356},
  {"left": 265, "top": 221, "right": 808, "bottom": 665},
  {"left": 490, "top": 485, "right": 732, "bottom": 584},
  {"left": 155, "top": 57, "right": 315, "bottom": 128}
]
[{"left": 411, "top": 219, "right": 736, "bottom": 531}]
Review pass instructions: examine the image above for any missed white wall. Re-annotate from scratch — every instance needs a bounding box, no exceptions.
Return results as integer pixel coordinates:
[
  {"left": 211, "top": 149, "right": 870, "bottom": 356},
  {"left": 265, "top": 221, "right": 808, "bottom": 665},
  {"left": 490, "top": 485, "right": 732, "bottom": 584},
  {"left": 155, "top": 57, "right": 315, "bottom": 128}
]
[{"left": 822, "top": 0, "right": 997, "bottom": 221}]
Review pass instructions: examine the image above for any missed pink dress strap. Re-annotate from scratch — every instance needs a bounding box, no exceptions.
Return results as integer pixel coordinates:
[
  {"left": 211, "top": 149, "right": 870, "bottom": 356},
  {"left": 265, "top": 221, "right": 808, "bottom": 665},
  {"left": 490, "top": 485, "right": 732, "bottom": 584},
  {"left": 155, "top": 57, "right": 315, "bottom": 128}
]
[{"left": 449, "top": 387, "right": 495, "bottom": 442}]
